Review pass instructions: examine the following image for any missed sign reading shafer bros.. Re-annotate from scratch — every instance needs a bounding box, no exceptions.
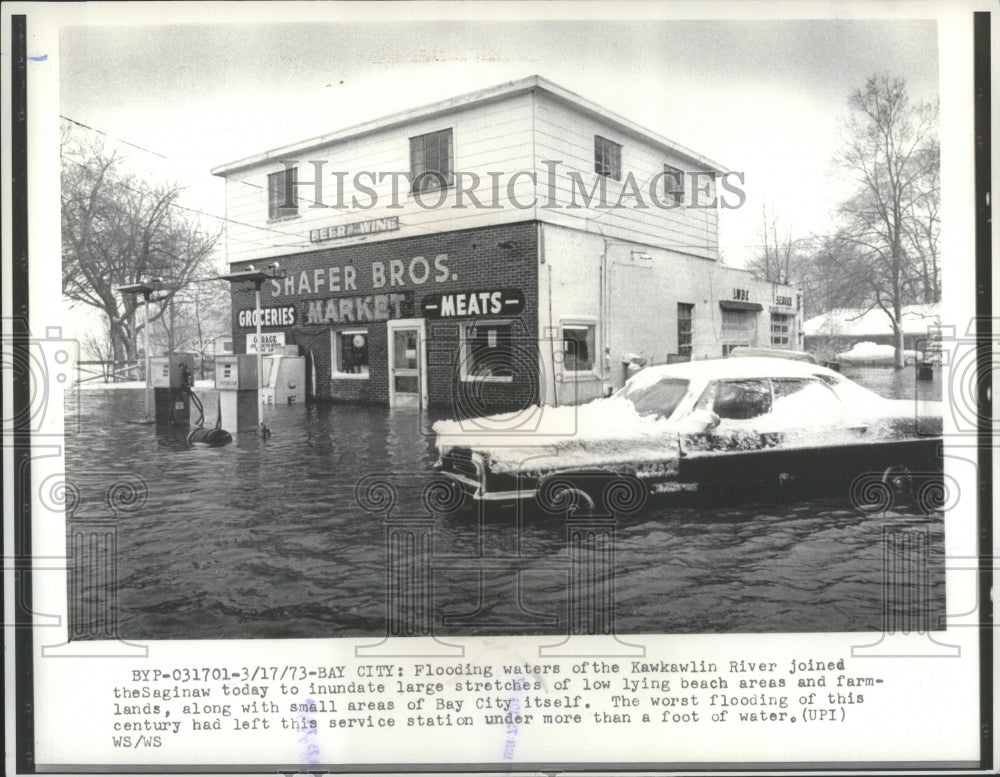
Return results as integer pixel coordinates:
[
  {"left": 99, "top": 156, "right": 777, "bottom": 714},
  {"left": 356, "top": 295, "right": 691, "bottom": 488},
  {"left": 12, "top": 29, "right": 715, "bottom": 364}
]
[
  {"left": 421, "top": 289, "right": 525, "bottom": 318},
  {"left": 237, "top": 251, "right": 526, "bottom": 327}
]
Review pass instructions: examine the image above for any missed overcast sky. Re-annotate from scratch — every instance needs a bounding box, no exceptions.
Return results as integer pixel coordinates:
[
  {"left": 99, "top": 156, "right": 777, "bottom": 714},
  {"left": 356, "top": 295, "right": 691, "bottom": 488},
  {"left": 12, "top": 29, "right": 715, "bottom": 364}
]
[{"left": 58, "top": 8, "right": 939, "bottom": 266}]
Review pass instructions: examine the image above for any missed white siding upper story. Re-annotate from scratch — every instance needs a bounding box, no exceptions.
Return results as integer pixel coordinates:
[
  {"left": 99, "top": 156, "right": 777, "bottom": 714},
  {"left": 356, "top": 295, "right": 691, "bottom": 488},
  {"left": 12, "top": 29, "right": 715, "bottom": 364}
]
[
  {"left": 530, "top": 90, "right": 720, "bottom": 261},
  {"left": 212, "top": 76, "right": 725, "bottom": 265}
]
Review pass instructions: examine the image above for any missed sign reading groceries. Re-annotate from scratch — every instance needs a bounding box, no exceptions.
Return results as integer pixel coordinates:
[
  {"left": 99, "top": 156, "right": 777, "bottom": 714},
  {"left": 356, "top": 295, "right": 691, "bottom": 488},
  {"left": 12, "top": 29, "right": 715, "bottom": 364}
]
[{"left": 246, "top": 332, "right": 286, "bottom": 355}]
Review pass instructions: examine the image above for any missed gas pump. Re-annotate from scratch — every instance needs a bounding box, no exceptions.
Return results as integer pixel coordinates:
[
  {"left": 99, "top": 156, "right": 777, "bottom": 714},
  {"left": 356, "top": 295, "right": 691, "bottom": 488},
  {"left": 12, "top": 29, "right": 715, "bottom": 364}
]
[
  {"left": 216, "top": 354, "right": 259, "bottom": 434},
  {"left": 262, "top": 349, "right": 307, "bottom": 406},
  {"left": 150, "top": 354, "right": 196, "bottom": 426},
  {"left": 215, "top": 263, "right": 288, "bottom": 438}
]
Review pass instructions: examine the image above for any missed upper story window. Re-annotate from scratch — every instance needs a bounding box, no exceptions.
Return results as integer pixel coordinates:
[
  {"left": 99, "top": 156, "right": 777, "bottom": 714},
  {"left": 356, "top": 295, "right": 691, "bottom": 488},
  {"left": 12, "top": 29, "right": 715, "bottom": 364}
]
[
  {"left": 410, "top": 129, "right": 453, "bottom": 193},
  {"left": 267, "top": 167, "right": 298, "bottom": 220},
  {"left": 594, "top": 135, "right": 622, "bottom": 180},
  {"left": 663, "top": 164, "right": 685, "bottom": 206}
]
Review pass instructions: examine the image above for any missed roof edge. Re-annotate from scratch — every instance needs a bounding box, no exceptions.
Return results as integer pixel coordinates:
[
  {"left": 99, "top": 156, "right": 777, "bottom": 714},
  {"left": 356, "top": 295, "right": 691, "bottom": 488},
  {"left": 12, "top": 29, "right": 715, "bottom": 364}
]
[{"left": 211, "top": 75, "right": 726, "bottom": 177}]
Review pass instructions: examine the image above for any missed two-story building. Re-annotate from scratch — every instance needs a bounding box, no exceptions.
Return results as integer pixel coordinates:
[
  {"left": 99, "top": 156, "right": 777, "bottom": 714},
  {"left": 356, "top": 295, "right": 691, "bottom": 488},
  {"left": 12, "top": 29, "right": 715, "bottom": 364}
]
[{"left": 212, "top": 76, "right": 802, "bottom": 415}]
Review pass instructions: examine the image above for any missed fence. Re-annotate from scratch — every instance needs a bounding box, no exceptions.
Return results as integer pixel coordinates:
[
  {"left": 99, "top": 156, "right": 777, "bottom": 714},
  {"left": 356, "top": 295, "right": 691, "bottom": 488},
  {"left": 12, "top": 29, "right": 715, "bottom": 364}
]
[{"left": 75, "top": 360, "right": 142, "bottom": 384}]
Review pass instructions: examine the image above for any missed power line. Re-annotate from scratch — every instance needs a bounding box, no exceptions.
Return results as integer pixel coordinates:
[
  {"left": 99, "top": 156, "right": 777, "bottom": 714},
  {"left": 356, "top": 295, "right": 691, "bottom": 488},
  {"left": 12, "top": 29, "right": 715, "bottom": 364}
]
[
  {"left": 60, "top": 114, "right": 170, "bottom": 160},
  {"left": 60, "top": 114, "right": 774, "bottom": 255},
  {"left": 62, "top": 155, "right": 319, "bottom": 247}
]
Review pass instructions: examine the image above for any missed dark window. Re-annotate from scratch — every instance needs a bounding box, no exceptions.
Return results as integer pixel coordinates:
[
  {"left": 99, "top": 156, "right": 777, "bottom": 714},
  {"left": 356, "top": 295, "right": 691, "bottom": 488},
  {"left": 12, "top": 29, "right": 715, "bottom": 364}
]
[
  {"left": 268, "top": 167, "right": 298, "bottom": 219},
  {"left": 700, "top": 379, "right": 772, "bottom": 420},
  {"left": 333, "top": 329, "right": 369, "bottom": 376},
  {"left": 771, "top": 313, "right": 792, "bottom": 346},
  {"left": 594, "top": 135, "right": 622, "bottom": 180},
  {"left": 663, "top": 164, "right": 685, "bottom": 206},
  {"left": 462, "top": 323, "right": 512, "bottom": 380},
  {"left": 677, "top": 303, "right": 694, "bottom": 356},
  {"left": 620, "top": 378, "right": 689, "bottom": 420},
  {"left": 562, "top": 324, "right": 595, "bottom": 371},
  {"left": 410, "top": 129, "right": 453, "bottom": 193}
]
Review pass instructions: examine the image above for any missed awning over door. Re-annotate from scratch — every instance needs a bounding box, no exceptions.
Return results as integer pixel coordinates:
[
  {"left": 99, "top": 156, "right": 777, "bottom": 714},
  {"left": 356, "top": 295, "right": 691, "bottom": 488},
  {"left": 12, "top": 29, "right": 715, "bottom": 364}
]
[{"left": 719, "top": 300, "right": 764, "bottom": 312}]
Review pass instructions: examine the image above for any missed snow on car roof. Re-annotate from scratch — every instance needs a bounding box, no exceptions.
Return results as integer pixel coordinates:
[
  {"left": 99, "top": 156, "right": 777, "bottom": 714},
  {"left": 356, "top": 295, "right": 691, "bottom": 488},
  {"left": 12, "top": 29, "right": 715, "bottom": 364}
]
[{"left": 624, "top": 356, "right": 837, "bottom": 391}]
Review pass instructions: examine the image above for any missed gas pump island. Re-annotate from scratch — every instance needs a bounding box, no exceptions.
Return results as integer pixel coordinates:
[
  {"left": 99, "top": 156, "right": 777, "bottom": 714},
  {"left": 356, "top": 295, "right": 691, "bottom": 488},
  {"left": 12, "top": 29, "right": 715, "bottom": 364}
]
[
  {"left": 216, "top": 264, "right": 305, "bottom": 437},
  {"left": 118, "top": 264, "right": 303, "bottom": 445}
]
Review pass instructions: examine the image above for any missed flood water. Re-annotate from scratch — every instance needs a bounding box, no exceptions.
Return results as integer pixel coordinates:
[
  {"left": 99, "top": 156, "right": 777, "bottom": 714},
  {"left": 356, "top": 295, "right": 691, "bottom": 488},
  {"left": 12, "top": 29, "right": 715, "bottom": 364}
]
[{"left": 65, "top": 365, "right": 944, "bottom": 639}]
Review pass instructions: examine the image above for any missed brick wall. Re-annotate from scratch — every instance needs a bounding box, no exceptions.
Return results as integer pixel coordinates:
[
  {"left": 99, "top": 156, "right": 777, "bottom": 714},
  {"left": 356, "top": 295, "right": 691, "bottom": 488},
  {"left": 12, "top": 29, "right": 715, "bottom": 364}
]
[{"left": 230, "top": 221, "right": 539, "bottom": 415}]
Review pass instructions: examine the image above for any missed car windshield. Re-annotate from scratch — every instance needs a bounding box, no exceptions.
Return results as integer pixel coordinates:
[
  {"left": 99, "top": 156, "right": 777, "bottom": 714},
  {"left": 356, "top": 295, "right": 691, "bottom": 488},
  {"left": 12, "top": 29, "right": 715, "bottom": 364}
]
[{"left": 618, "top": 377, "right": 689, "bottom": 419}]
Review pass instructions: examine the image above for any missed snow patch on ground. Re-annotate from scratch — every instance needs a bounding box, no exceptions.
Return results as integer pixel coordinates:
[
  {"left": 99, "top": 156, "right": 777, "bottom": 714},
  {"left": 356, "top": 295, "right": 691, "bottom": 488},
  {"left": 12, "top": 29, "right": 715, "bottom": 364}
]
[{"left": 837, "top": 341, "right": 920, "bottom": 364}]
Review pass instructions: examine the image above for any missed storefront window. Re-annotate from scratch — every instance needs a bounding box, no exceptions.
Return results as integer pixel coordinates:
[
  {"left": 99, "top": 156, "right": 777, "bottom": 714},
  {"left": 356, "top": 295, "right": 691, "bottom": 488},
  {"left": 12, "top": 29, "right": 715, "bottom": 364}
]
[
  {"left": 562, "top": 324, "right": 595, "bottom": 372},
  {"left": 771, "top": 313, "right": 792, "bottom": 346},
  {"left": 332, "top": 328, "right": 369, "bottom": 378},
  {"left": 460, "top": 322, "right": 513, "bottom": 382}
]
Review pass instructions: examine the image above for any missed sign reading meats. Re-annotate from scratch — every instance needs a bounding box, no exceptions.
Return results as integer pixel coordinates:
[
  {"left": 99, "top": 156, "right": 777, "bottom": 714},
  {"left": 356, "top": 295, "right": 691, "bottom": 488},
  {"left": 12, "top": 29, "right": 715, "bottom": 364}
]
[{"left": 421, "top": 288, "right": 525, "bottom": 318}]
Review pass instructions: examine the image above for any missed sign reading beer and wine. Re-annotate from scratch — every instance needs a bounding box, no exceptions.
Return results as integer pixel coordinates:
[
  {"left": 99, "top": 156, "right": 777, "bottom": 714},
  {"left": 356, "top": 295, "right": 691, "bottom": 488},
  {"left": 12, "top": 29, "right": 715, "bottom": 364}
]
[{"left": 309, "top": 216, "right": 400, "bottom": 243}]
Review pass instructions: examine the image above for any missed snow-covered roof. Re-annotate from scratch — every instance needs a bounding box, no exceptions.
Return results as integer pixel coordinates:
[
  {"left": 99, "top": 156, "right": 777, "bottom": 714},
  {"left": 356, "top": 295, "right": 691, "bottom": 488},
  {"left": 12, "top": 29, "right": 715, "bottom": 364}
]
[
  {"left": 802, "top": 304, "right": 940, "bottom": 338},
  {"left": 625, "top": 356, "right": 839, "bottom": 387}
]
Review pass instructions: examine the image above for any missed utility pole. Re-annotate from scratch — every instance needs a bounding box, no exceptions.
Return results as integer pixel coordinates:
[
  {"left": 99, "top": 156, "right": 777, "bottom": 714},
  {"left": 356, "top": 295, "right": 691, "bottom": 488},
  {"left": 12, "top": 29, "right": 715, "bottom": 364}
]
[{"left": 117, "top": 279, "right": 169, "bottom": 423}]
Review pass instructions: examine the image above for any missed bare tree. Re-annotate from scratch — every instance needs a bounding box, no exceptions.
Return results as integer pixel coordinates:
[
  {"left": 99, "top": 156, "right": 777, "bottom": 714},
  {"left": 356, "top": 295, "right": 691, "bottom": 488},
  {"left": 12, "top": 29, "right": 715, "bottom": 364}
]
[
  {"left": 61, "top": 126, "right": 221, "bottom": 365},
  {"left": 147, "top": 280, "right": 231, "bottom": 377},
  {"left": 829, "top": 74, "right": 939, "bottom": 367},
  {"left": 746, "top": 202, "right": 801, "bottom": 285},
  {"left": 904, "top": 137, "right": 941, "bottom": 303},
  {"left": 81, "top": 327, "right": 116, "bottom": 381}
]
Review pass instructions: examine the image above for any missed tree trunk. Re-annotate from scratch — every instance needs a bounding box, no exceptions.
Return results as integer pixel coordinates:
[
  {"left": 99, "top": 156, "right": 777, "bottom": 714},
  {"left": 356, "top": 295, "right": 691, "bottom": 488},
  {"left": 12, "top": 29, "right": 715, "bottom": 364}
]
[{"left": 893, "top": 299, "right": 905, "bottom": 369}]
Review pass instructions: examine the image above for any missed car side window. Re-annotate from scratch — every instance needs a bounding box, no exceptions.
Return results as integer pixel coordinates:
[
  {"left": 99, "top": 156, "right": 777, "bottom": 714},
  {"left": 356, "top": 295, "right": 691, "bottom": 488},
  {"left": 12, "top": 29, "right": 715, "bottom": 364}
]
[
  {"left": 771, "top": 378, "right": 843, "bottom": 420},
  {"left": 699, "top": 379, "right": 772, "bottom": 420}
]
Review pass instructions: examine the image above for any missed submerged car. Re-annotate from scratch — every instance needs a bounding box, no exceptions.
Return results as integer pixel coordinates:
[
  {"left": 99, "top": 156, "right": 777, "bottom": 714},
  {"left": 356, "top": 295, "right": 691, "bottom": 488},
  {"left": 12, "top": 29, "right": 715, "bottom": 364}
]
[{"left": 433, "top": 357, "right": 943, "bottom": 512}]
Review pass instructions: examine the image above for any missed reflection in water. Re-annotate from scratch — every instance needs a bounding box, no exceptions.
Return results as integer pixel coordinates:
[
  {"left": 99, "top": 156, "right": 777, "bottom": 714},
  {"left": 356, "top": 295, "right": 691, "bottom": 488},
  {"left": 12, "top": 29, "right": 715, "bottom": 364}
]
[
  {"left": 839, "top": 364, "right": 942, "bottom": 402},
  {"left": 66, "top": 380, "right": 943, "bottom": 640}
]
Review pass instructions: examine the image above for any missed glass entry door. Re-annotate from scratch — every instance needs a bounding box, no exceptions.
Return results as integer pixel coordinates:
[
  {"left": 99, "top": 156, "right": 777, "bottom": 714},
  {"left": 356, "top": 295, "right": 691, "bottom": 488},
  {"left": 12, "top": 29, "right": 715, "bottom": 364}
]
[{"left": 387, "top": 319, "right": 426, "bottom": 408}]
